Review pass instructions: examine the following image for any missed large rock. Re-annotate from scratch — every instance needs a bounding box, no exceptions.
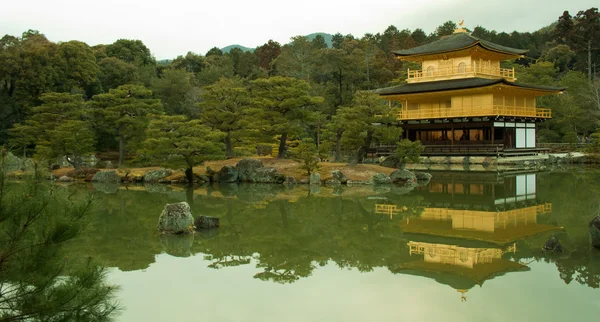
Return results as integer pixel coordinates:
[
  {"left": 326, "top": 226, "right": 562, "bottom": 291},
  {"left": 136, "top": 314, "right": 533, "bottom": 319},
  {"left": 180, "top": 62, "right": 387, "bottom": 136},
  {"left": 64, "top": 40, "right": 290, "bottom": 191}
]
[
  {"left": 389, "top": 169, "right": 417, "bottom": 184},
  {"left": 236, "top": 159, "right": 264, "bottom": 182},
  {"left": 372, "top": 173, "right": 392, "bottom": 185},
  {"left": 310, "top": 172, "right": 321, "bottom": 185},
  {"left": 414, "top": 172, "right": 432, "bottom": 181},
  {"left": 144, "top": 168, "right": 172, "bottom": 183},
  {"left": 251, "top": 167, "right": 285, "bottom": 183},
  {"left": 58, "top": 176, "right": 73, "bottom": 182},
  {"left": 590, "top": 216, "right": 600, "bottom": 249},
  {"left": 543, "top": 236, "right": 563, "bottom": 252},
  {"left": 157, "top": 202, "right": 194, "bottom": 234},
  {"left": 331, "top": 170, "right": 348, "bottom": 184},
  {"left": 214, "top": 165, "right": 239, "bottom": 183},
  {"left": 380, "top": 155, "right": 400, "bottom": 168},
  {"left": 195, "top": 216, "right": 220, "bottom": 229},
  {"left": 91, "top": 170, "right": 121, "bottom": 183}
]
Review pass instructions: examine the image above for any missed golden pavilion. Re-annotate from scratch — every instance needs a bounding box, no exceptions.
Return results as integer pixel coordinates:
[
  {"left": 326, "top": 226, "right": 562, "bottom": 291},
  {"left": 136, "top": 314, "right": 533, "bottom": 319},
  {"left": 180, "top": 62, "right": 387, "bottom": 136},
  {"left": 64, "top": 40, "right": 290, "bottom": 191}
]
[{"left": 375, "top": 22, "right": 564, "bottom": 156}]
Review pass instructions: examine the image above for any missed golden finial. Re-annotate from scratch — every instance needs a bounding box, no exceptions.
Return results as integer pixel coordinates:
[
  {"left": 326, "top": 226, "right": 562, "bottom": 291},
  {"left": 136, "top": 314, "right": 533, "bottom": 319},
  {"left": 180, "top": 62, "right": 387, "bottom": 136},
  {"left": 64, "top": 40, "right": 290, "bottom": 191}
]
[
  {"left": 457, "top": 289, "right": 468, "bottom": 302},
  {"left": 454, "top": 20, "right": 467, "bottom": 34}
]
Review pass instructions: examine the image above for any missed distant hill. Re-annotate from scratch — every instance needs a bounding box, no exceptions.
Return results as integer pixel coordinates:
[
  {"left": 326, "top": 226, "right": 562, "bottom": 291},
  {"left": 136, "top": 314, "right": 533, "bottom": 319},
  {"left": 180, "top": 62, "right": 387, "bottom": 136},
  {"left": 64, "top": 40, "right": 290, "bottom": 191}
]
[
  {"left": 305, "top": 32, "right": 333, "bottom": 48},
  {"left": 221, "top": 44, "right": 254, "bottom": 53},
  {"left": 220, "top": 32, "right": 335, "bottom": 54}
]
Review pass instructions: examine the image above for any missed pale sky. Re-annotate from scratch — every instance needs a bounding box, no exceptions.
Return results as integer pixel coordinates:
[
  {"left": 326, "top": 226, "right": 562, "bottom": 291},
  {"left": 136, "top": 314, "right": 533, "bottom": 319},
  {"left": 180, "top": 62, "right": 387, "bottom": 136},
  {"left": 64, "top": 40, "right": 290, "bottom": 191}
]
[{"left": 0, "top": 0, "right": 597, "bottom": 59}]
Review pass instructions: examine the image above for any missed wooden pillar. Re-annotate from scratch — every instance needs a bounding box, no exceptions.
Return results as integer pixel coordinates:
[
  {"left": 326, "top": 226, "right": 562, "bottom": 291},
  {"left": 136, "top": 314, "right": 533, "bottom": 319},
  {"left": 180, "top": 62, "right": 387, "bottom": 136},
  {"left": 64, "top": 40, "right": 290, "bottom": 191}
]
[
  {"left": 491, "top": 125, "right": 495, "bottom": 145},
  {"left": 451, "top": 122, "right": 454, "bottom": 146}
]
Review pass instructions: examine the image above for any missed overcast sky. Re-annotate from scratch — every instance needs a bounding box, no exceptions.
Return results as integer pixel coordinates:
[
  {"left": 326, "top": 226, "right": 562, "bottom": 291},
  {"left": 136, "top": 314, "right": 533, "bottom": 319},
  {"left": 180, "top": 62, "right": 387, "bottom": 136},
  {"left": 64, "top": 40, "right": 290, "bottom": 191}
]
[{"left": 0, "top": 0, "right": 597, "bottom": 59}]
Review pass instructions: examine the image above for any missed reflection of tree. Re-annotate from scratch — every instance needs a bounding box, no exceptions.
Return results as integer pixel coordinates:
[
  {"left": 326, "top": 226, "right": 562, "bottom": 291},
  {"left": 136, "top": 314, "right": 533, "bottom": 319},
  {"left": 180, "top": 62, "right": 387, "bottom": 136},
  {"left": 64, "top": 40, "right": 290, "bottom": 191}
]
[{"left": 66, "top": 172, "right": 600, "bottom": 289}]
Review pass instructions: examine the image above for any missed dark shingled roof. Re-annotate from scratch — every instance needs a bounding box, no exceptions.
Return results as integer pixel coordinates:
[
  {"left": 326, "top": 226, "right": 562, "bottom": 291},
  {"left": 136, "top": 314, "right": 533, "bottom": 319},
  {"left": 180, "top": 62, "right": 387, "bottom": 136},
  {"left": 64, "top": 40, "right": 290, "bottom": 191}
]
[
  {"left": 393, "top": 32, "right": 528, "bottom": 57},
  {"left": 375, "top": 78, "right": 565, "bottom": 96}
]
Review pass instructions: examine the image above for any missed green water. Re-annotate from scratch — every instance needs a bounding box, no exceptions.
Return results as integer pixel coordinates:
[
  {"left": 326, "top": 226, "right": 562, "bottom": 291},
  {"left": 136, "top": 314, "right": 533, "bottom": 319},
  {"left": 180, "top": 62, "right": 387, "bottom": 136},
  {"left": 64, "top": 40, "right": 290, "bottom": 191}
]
[{"left": 67, "top": 170, "right": 600, "bottom": 322}]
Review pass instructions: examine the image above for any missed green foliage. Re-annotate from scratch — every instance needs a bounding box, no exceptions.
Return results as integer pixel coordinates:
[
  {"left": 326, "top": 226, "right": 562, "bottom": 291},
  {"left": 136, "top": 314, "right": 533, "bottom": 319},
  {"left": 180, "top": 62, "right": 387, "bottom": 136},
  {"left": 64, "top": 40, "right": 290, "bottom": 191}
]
[
  {"left": 0, "top": 151, "right": 119, "bottom": 321},
  {"left": 151, "top": 69, "right": 196, "bottom": 115},
  {"left": 198, "top": 77, "right": 251, "bottom": 157},
  {"left": 337, "top": 91, "right": 400, "bottom": 163},
  {"left": 141, "top": 114, "right": 225, "bottom": 181},
  {"left": 249, "top": 76, "right": 324, "bottom": 158},
  {"left": 395, "top": 139, "right": 424, "bottom": 166},
  {"left": 91, "top": 84, "right": 163, "bottom": 165},
  {"left": 290, "top": 141, "right": 319, "bottom": 175},
  {"left": 9, "top": 93, "right": 95, "bottom": 168}
]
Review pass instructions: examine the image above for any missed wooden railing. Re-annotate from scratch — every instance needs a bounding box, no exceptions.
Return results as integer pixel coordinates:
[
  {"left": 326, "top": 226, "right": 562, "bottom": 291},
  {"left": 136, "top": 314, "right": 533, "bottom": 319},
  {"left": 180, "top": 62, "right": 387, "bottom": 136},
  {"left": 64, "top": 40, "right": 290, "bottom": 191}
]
[
  {"left": 407, "top": 66, "right": 515, "bottom": 81},
  {"left": 396, "top": 105, "right": 551, "bottom": 120}
]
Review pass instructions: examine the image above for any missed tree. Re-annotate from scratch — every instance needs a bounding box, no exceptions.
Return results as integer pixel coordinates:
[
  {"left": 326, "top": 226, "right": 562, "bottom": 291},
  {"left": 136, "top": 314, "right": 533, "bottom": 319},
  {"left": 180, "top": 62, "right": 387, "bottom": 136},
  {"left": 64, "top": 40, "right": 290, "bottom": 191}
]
[
  {"left": 255, "top": 40, "right": 281, "bottom": 75},
  {"left": 141, "top": 114, "right": 225, "bottom": 183},
  {"left": 290, "top": 140, "right": 319, "bottom": 175},
  {"left": 395, "top": 139, "right": 424, "bottom": 166},
  {"left": 105, "top": 39, "right": 155, "bottom": 66},
  {"left": 9, "top": 93, "right": 95, "bottom": 169},
  {"left": 274, "top": 36, "right": 316, "bottom": 81},
  {"left": 151, "top": 69, "right": 195, "bottom": 115},
  {"left": 249, "top": 77, "right": 324, "bottom": 158},
  {"left": 543, "top": 44, "right": 576, "bottom": 72},
  {"left": 171, "top": 52, "right": 205, "bottom": 74},
  {"left": 435, "top": 21, "right": 458, "bottom": 38},
  {"left": 97, "top": 57, "right": 138, "bottom": 91},
  {"left": 91, "top": 85, "right": 163, "bottom": 166},
  {"left": 198, "top": 77, "right": 251, "bottom": 158},
  {"left": 339, "top": 91, "right": 401, "bottom": 163},
  {"left": 206, "top": 47, "right": 223, "bottom": 57},
  {"left": 0, "top": 149, "right": 119, "bottom": 321},
  {"left": 54, "top": 40, "right": 99, "bottom": 93}
]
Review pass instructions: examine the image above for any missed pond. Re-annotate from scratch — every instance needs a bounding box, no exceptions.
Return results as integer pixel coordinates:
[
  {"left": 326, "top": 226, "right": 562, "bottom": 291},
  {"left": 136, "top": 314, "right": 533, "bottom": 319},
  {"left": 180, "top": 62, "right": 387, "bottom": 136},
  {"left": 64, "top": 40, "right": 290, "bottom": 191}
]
[{"left": 66, "top": 170, "right": 600, "bottom": 322}]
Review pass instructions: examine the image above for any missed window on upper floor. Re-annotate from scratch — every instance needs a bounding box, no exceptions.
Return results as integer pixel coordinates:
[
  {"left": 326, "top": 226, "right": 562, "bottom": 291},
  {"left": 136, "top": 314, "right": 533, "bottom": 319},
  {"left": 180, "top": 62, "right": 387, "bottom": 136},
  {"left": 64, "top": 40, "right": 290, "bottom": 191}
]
[
  {"left": 426, "top": 66, "right": 434, "bottom": 77},
  {"left": 457, "top": 62, "right": 466, "bottom": 73}
]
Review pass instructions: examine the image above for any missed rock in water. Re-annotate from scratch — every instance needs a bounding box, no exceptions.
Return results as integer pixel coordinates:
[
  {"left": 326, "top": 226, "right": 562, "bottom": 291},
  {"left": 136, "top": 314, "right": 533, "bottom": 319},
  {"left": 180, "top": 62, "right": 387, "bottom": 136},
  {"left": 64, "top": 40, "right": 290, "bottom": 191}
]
[
  {"left": 215, "top": 165, "right": 239, "bottom": 183},
  {"left": 144, "top": 168, "right": 172, "bottom": 183},
  {"left": 389, "top": 169, "right": 417, "bottom": 184},
  {"left": 157, "top": 202, "right": 194, "bottom": 234},
  {"left": 372, "top": 173, "right": 391, "bottom": 185},
  {"left": 590, "top": 216, "right": 600, "bottom": 249},
  {"left": 310, "top": 173, "right": 321, "bottom": 185},
  {"left": 543, "top": 236, "right": 563, "bottom": 252},
  {"left": 195, "top": 216, "right": 220, "bottom": 229},
  {"left": 236, "top": 159, "right": 264, "bottom": 182},
  {"left": 91, "top": 170, "right": 121, "bottom": 183},
  {"left": 414, "top": 172, "right": 432, "bottom": 181},
  {"left": 331, "top": 170, "right": 348, "bottom": 184}
]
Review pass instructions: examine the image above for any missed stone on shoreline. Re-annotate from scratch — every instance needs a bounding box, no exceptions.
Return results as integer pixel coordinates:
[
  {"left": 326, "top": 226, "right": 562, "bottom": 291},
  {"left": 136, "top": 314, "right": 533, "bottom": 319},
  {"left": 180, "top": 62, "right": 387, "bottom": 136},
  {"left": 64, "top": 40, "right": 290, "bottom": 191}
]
[
  {"left": 144, "top": 168, "right": 172, "bottom": 183},
  {"left": 414, "top": 172, "right": 432, "bottom": 181},
  {"left": 91, "top": 170, "right": 121, "bottom": 183},
  {"left": 331, "top": 170, "right": 348, "bottom": 184},
  {"left": 236, "top": 159, "right": 264, "bottom": 182},
  {"left": 252, "top": 167, "right": 285, "bottom": 183},
  {"left": 371, "top": 173, "right": 391, "bottom": 185},
  {"left": 214, "top": 165, "right": 239, "bottom": 183},
  {"left": 310, "top": 173, "right": 321, "bottom": 185},
  {"left": 390, "top": 169, "right": 416, "bottom": 184},
  {"left": 157, "top": 202, "right": 194, "bottom": 234}
]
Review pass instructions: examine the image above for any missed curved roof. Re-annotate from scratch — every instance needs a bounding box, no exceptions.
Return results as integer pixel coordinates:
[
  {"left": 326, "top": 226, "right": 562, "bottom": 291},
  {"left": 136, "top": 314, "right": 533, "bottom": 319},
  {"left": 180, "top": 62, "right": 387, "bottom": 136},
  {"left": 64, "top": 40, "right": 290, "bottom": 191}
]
[
  {"left": 375, "top": 78, "right": 565, "bottom": 96},
  {"left": 393, "top": 32, "right": 528, "bottom": 57}
]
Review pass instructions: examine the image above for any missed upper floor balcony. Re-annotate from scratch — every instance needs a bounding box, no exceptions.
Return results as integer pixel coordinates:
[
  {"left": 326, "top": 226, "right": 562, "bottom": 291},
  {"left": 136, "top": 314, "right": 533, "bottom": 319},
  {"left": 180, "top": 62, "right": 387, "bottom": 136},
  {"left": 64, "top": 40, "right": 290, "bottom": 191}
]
[
  {"left": 395, "top": 105, "right": 551, "bottom": 121},
  {"left": 407, "top": 65, "right": 516, "bottom": 83}
]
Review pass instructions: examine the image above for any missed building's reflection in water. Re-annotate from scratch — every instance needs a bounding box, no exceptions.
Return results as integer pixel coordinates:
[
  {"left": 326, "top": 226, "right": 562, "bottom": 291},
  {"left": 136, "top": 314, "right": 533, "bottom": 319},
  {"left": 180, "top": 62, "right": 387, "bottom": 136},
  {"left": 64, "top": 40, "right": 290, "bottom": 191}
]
[{"left": 379, "top": 172, "right": 559, "bottom": 300}]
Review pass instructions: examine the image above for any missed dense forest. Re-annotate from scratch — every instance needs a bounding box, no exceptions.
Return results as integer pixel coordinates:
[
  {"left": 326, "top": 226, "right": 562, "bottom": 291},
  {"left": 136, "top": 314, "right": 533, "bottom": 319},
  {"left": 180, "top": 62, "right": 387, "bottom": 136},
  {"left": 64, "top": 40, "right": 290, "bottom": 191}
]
[{"left": 1, "top": 7, "right": 599, "bottom": 169}]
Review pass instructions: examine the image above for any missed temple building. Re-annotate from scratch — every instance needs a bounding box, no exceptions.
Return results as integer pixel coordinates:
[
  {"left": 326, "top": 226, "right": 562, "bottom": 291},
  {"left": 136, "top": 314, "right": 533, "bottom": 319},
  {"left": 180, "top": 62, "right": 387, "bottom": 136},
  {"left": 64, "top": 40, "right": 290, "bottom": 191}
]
[{"left": 375, "top": 22, "right": 565, "bottom": 156}]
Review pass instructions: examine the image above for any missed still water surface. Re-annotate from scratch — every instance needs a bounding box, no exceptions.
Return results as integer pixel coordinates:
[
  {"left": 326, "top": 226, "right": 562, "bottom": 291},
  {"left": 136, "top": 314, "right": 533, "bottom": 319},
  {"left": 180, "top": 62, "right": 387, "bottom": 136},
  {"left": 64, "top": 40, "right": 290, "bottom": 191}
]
[{"left": 68, "top": 170, "right": 600, "bottom": 322}]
